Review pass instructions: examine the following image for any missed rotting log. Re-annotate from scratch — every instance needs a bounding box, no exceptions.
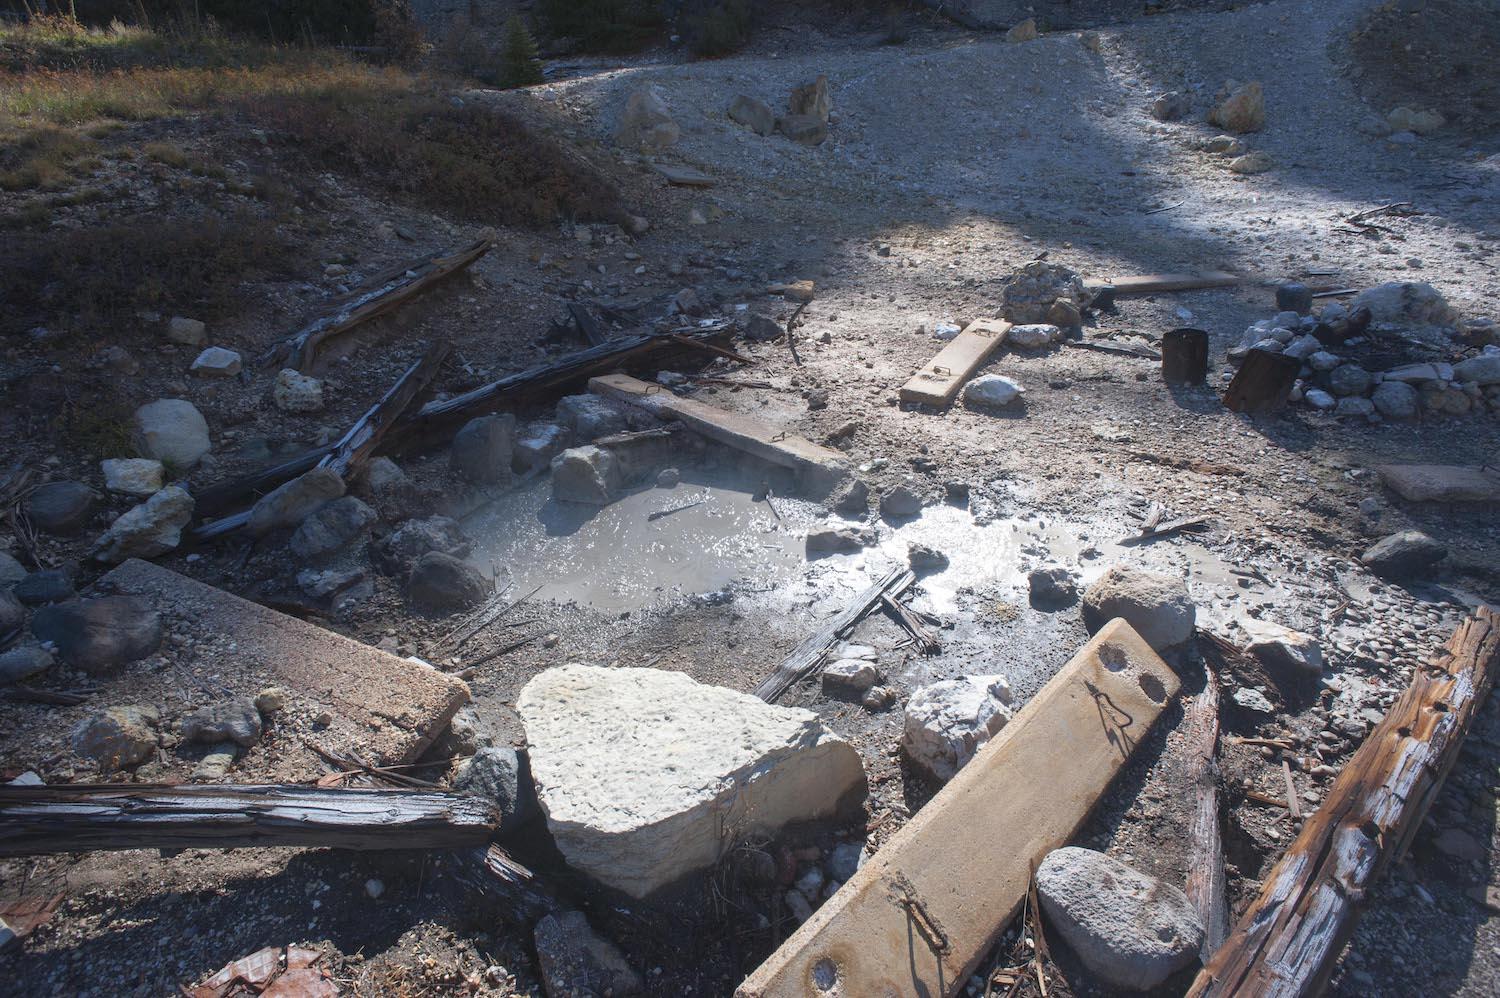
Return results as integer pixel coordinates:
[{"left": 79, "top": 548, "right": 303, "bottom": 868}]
[
  {"left": 0, "top": 785, "right": 498, "bottom": 856},
  {"left": 755, "top": 568, "right": 914, "bottom": 703},
  {"left": 1185, "top": 663, "right": 1229, "bottom": 960},
  {"left": 738, "top": 619, "right": 1182, "bottom": 997},
  {"left": 446, "top": 843, "right": 561, "bottom": 926},
  {"left": 259, "top": 239, "right": 492, "bottom": 372},
  {"left": 1188, "top": 606, "right": 1500, "bottom": 997}
]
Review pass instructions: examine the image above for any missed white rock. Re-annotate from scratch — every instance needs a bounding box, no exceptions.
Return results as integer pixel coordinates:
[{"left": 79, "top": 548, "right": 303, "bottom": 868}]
[
  {"left": 931, "top": 321, "right": 961, "bottom": 341},
  {"left": 902, "top": 674, "right": 1013, "bottom": 781},
  {"left": 1350, "top": 282, "right": 1455, "bottom": 327},
  {"left": 615, "top": 85, "right": 679, "bottom": 151},
  {"left": 1006, "top": 323, "right": 1062, "bottom": 350},
  {"left": 1037, "top": 847, "right": 1203, "bottom": 991},
  {"left": 551, "top": 446, "right": 620, "bottom": 505},
  {"left": 964, "top": 374, "right": 1025, "bottom": 409},
  {"left": 92, "top": 486, "right": 195, "bottom": 563},
  {"left": 1282, "top": 334, "right": 1321, "bottom": 360},
  {"left": 1305, "top": 388, "right": 1336, "bottom": 410},
  {"left": 100, "top": 458, "right": 164, "bottom": 497},
  {"left": 1239, "top": 617, "right": 1323, "bottom": 677},
  {"left": 555, "top": 394, "right": 628, "bottom": 442},
  {"left": 166, "top": 316, "right": 205, "bottom": 345},
  {"left": 190, "top": 346, "right": 242, "bottom": 377},
  {"left": 273, "top": 369, "right": 324, "bottom": 413},
  {"left": 1081, "top": 564, "right": 1195, "bottom": 651},
  {"left": 518, "top": 664, "right": 866, "bottom": 898},
  {"left": 514, "top": 422, "right": 570, "bottom": 473},
  {"left": 133, "top": 399, "right": 210, "bottom": 469},
  {"left": 822, "top": 658, "right": 879, "bottom": 693}
]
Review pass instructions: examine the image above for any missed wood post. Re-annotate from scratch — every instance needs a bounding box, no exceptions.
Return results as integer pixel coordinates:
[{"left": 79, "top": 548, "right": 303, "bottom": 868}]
[
  {"left": 1223, "top": 348, "right": 1300, "bottom": 413},
  {"left": 1184, "top": 664, "right": 1228, "bottom": 959},
  {"left": 1188, "top": 607, "right": 1500, "bottom": 996},
  {"left": 1162, "top": 327, "right": 1209, "bottom": 384}
]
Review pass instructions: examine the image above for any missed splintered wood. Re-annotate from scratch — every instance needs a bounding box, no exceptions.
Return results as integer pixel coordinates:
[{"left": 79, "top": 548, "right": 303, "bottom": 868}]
[
  {"left": 899, "top": 319, "right": 1011, "bottom": 407},
  {"left": 1188, "top": 607, "right": 1500, "bottom": 997},
  {"left": 739, "top": 619, "right": 1181, "bottom": 998}
]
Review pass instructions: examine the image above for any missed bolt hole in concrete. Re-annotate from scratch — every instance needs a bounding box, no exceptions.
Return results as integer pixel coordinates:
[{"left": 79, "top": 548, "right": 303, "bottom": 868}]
[
  {"left": 1099, "top": 642, "right": 1129, "bottom": 672},
  {"left": 811, "top": 957, "right": 839, "bottom": 991},
  {"left": 1139, "top": 673, "right": 1168, "bottom": 705}
]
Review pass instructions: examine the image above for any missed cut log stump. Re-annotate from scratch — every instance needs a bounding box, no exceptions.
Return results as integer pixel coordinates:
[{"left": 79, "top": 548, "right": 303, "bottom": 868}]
[
  {"left": 1223, "top": 348, "right": 1299, "bottom": 413},
  {"left": 1162, "top": 327, "right": 1209, "bottom": 384}
]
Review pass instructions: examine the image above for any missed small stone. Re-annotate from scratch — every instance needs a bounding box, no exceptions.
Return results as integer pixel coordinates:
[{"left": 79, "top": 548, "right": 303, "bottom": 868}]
[
  {"left": 166, "top": 316, "right": 206, "bottom": 345},
  {"left": 1371, "top": 380, "right": 1418, "bottom": 420},
  {"left": 965, "top": 374, "right": 1025, "bottom": 409},
  {"left": 450, "top": 413, "right": 516, "bottom": 485},
  {"left": 364, "top": 878, "right": 385, "bottom": 900},
  {"left": 1329, "top": 364, "right": 1373, "bottom": 396},
  {"left": 96, "top": 345, "right": 140, "bottom": 374},
  {"left": 655, "top": 467, "right": 680, "bottom": 488},
  {"left": 907, "top": 541, "right": 949, "bottom": 572},
  {"left": 192, "top": 747, "right": 238, "bottom": 781},
  {"left": 24, "top": 481, "right": 96, "bottom": 536},
  {"left": 513, "top": 422, "right": 570, "bottom": 474},
  {"left": 14, "top": 569, "right": 74, "bottom": 605},
  {"left": 289, "top": 497, "right": 377, "bottom": 563},
  {"left": 1202, "top": 134, "right": 1244, "bottom": 155},
  {"left": 453, "top": 746, "right": 533, "bottom": 834},
  {"left": 255, "top": 687, "right": 288, "bottom": 714},
  {"left": 1229, "top": 150, "right": 1273, "bottom": 174},
  {"left": 1150, "top": 91, "right": 1190, "bottom": 121},
  {"left": 1334, "top": 396, "right": 1376, "bottom": 419},
  {"left": 534, "top": 911, "right": 643, "bottom": 997},
  {"left": 101, "top": 458, "right": 164, "bottom": 497},
  {"left": 728, "top": 94, "right": 775, "bottom": 136},
  {"left": 776, "top": 113, "right": 828, "bottom": 145},
  {"left": 1387, "top": 106, "right": 1444, "bottom": 136},
  {"left": 133, "top": 399, "right": 210, "bottom": 469},
  {"left": 407, "top": 552, "right": 488, "bottom": 611},
  {"left": 32, "top": 596, "right": 162, "bottom": 673},
  {"left": 903, "top": 675, "right": 1013, "bottom": 781},
  {"left": 784, "top": 888, "right": 815, "bottom": 922},
  {"left": 1360, "top": 530, "right": 1446, "bottom": 579},
  {"left": 0, "top": 645, "right": 54, "bottom": 685},
  {"left": 1454, "top": 354, "right": 1500, "bottom": 386},
  {"left": 1350, "top": 282, "right": 1455, "bottom": 327},
  {"left": 1308, "top": 351, "right": 1341, "bottom": 372},
  {"left": 827, "top": 842, "right": 866, "bottom": 883},
  {"left": 822, "top": 658, "right": 879, "bottom": 694},
  {"left": 806, "top": 526, "right": 874, "bottom": 555},
  {"left": 1037, "top": 847, "right": 1203, "bottom": 991},
  {"left": 1209, "top": 81, "right": 1265, "bottom": 133},
  {"left": 552, "top": 446, "right": 621, "bottom": 505},
  {"left": 247, "top": 467, "right": 345, "bottom": 537},
  {"left": 92, "top": 485, "right": 195, "bottom": 563},
  {"left": 788, "top": 74, "right": 832, "bottom": 124},
  {"left": 0, "top": 552, "right": 25, "bottom": 588},
  {"left": 1005, "top": 17, "right": 1039, "bottom": 42},
  {"left": 1081, "top": 564, "right": 1195, "bottom": 651},
  {"left": 879, "top": 484, "right": 924, "bottom": 518},
  {"left": 1029, "top": 566, "right": 1078, "bottom": 607},
  {"left": 72, "top": 705, "right": 160, "bottom": 769},
  {"left": 616, "top": 85, "right": 678, "bottom": 152},
  {"left": 374, "top": 516, "right": 470, "bottom": 576},
  {"left": 189, "top": 346, "right": 242, "bottom": 378},
  {"left": 830, "top": 478, "right": 870, "bottom": 516},
  {"left": 181, "top": 699, "right": 263, "bottom": 747},
  {"left": 272, "top": 369, "right": 324, "bottom": 413},
  {"left": 556, "top": 395, "right": 630, "bottom": 443},
  {"left": 1007, "top": 323, "right": 1062, "bottom": 350},
  {"left": 1046, "top": 298, "right": 1083, "bottom": 329},
  {"left": 861, "top": 685, "right": 897, "bottom": 711},
  {"left": 1304, "top": 388, "right": 1336, "bottom": 410}
]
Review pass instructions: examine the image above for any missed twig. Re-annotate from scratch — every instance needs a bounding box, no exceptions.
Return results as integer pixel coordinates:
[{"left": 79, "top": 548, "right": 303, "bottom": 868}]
[
  {"left": 1282, "top": 759, "right": 1301, "bottom": 820},
  {"left": 784, "top": 300, "right": 809, "bottom": 366},
  {"left": 1145, "top": 198, "right": 1187, "bottom": 215},
  {"left": 465, "top": 633, "right": 540, "bottom": 669},
  {"left": 647, "top": 500, "right": 706, "bottom": 521}
]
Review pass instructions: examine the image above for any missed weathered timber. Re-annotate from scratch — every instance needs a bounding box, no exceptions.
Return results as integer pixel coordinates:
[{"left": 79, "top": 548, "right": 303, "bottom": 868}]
[
  {"left": 260, "top": 239, "right": 491, "bottom": 371},
  {"left": 755, "top": 568, "right": 914, "bottom": 703},
  {"left": 567, "top": 302, "right": 610, "bottom": 347},
  {"left": 446, "top": 843, "right": 561, "bottom": 926},
  {"left": 899, "top": 319, "right": 1011, "bottom": 407},
  {"left": 1224, "top": 348, "right": 1299, "bottom": 413},
  {"left": 193, "top": 445, "right": 336, "bottom": 517},
  {"left": 0, "top": 785, "right": 497, "bottom": 856},
  {"left": 1185, "top": 664, "right": 1229, "bottom": 960},
  {"left": 739, "top": 620, "right": 1182, "bottom": 997},
  {"left": 1084, "top": 271, "right": 1242, "bottom": 296},
  {"left": 1162, "top": 327, "right": 1210, "bottom": 384},
  {"left": 1188, "top": 607, "right": 1500, "bottom": 997},
  {"left": 1063, "top": 339, "right": 1161, "bottom": 360}
]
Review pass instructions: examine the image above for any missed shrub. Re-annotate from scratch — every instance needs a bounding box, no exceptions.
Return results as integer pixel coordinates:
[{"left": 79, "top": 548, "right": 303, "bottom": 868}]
[
  {"left": 683, "top": 0, "right": 754, "bottom": 57},
  {"left": 538, "top": 0, "right": 664, "bottom": 53},
  {"left": 496, "top": 15, "right": 543, "bottom": 90}
]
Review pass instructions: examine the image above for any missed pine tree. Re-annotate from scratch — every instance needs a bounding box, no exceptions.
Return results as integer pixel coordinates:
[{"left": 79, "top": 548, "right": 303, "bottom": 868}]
[{"left": 497, "top": 15, "right": 544, "bottom": 89}]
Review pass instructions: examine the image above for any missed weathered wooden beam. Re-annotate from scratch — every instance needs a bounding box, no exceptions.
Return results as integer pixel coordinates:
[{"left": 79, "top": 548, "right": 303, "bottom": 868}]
[
  {"left": 1188, "top": 607, "right": 1500, "bottom": 997},
  {"left": 1185, "top": 663, "right": 1229, "bottom": 960},
  {"left": 1224, "top": 348, "right": 1299, "bottom": 413},
  {"left": 739, "top": 619, "right": 1182, "bottom": 997},
  {"left": 567, "top": 302, "right": 610, "bottom": 347},
  {"left": 1084, "top": 271, "right": 1242, "bottom": 296},
  {"left": 755, "top": 568, "right": 914, "bottom": 703},
  {"left": 259, "top": 239, "right": 491, "bottom": 372},
  {"left": 0, "top": 785, "right": 498, "bottom": 856},
  {"left": 445, "top": 843, "right": 561, "bottom": 926},
  {"left": 899, "top": 319, "right": 1011, "bottom": 408}
]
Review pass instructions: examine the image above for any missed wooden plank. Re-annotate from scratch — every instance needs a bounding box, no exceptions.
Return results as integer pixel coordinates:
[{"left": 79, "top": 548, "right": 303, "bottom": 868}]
[
  {"left": 589, "top": 374, "right": 849, "bottom": 493},
  {"left": 96, "top": 560, "right": 469, "bottom": 766},
  {"left": 898, "top": 319, "right": 1011, "bottom": 407},
  {"left": 1185, "top": 664, "right": 1229, "bottom": 960},
  {"left": 739, "top": 619, "right": 1182, "bottom": 998},
  {"left": 567, "top": 302, "right": 609, "bottom": 347},
  {"left": 0, "top": 785, "right": 496, "bottom": 857},
  {"left": 755, "top": 568, "right": 913, "bottom": 703},
  {"left": 655, "top": 163, "right": 716, "bottom": 187},
  {"left": 1188, "top": 607, "right": 1500, "bottom": 997},
  {"left": 1084, "top": 271, "right": 1242, "bottom": 296}
]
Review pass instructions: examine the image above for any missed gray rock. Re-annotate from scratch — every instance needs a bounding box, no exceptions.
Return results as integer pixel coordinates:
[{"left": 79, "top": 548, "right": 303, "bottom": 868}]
[
  {"left": 1361, "top": 530, "right": 1446, "bottom": 579},
  {"left": 822, "top": 658, "right": 880, "bottom": 695},
  {"left": 514, "top": 422, "right": 570, "bottom": 474},
  {"left": 1335, "top": 396, "right": 1376, "bottom": 419},
  {"left": 450, "top": 413, "right": 516, "bottom": 485},
  {"left": 830, "top": 478, "right": 870, "bottom": 516},
  {"left": 375, "top": 516, "right": 471, "bottom": 576},
  {"left": 965, "top": 374, "right": 1025, "bottom": 408},
  {"left": 552, "top": 446, "right": 621, "bottom": 505},
  {"left": 1371, "top": 380, "right": 1418, "bottom": 420},
  {"left": 0, "top": 552, "right": 25, "bottom": 588},
  {"left": 1232, "top": 687, "right": 1275, "bottom": 714},
  {"left": 656, "top": 467, "right": 680, "bottom": 488},
  {"left": 1304, "top": 388, "right": 1336, "bottom": 410},
  {"left": 1007, "top": 323, "right": 1062, "bottom": 350},
  {"left": 166, "top": 316, "right": 205, "bottom": 345},
  {"left": 289, "top": 496, "right": 376, "bottom": 563},
  {"left": 744, "top": 313, "right": 785, "bottom": 342},
  {"left": 879, "top": 484, "right": 924, "bottom": 518},
  {"left": 1081, "top": 564, "right": 1195, "bottom": 651},
  {"left": 247, "top": 467, "right": 345, "bottom": 537},
  {"left": 777, "top": 113, "right": 828, "bottom": 145},
  {"left": 555, "top": 394, "right": 629, "bottom": 442},
  {"left": 181, "top": 699, "right": 263, "bottom": 747},
  {"left": 1029, "top": 566, "right": 1079, "bottom": 607},
  {"left": 728, "top": 94, "right": 775, "bottom": 136},
  {"left": 902, "top": 674, "right": 1013, "bottom": 781},
  {"left": 92, "top": 485, "right": 195, "bottom": 563},
  {"left": 1037, "top": 847, "right": 1203, "bottom": 990},
  {"left": 533, "top": 911, "right": 643, "bottom": 998},
  {"left": 1329, "top": 364, "right": 1373, "bottom": 397},
  {"left": 789, "top": 74, "right": 831, "bottom": 123},
  {"left": 1282, "top": 334, "right": 1321, "bottom": 361},
  {"left": 189, "top": 346, "right": 242, "bottom": 377},
  {"left": 1150, "top": 91, "right": 1190, "bottom": 121},
  {"left": 0, "top": 645, "right": 53, "bottom": 685},
  {"left": 1454, "top": 354, "right": 1500, "bottom": 386},
  {"left": 453, "top": 746, "right": 533, "bottom": 834},
  {"left": 193, "top": 747, "right": 239, "bottom": 781},
  {"left": 806, "top": 526, "right": 874, "bottom": 555},
  {"left": 32, "top": 597, "right": 162, "bottom": 673},
  {"left": 407, "top": 551, "right": 488, "bottom": 612},
  {"left": 133, "top": 399, "right": 210, "bottom": 469},
  {"left": 1382, "top": 362, "right": 1447, "bottom": 383},
  {"left": 827, "top": 842, "right": 866, "bottom": 883},
  {"left": 1228, "top": 151, "right": 1273, "bottom": 175},
  {"left": 72, "top": 705, "right": 160, "bottom": 769},
  {"left": 907, "top": 541, "right": 949, "bottom": 571},
  {"left": 272, "top": 369, "right": 324, "bottom": 413},
  {"left": 1350, "top": 282, "right": 1455, "bottom": 327},
  {"left": 1308, "top": 351, "right": 1341, "bottom": 372},
  {"left": 0, "top": 590, "right": 20, "bottom": 634},
  {"left": 14, "top": 569, "right": 74, "bottom": 605},
  {"left": 100, "top": 458, "right": 164, "bottom": 497},
  {"left": 25, "top": 481, "right": 97, "bottom": 535},
  {"left": 1240, "top": 618, "right": 1323, "bottom": 678},
  {"left": 615, "top": 85, "right": 678, "bottom": 152}
]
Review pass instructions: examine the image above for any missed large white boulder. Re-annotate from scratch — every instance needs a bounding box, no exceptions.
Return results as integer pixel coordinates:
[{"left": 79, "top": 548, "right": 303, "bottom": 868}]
[
  {"left": 133, "top": 399, "right": 210, "bottom": 469},
  {"left": 902, "top": 674, "right": 1013, "bottom": 781},
  {"left": 1350, "top": 281, "right": 1455, "bottom": 327},
  {"left": 518, "top": 664, "right": 866, "bottom": 898}
]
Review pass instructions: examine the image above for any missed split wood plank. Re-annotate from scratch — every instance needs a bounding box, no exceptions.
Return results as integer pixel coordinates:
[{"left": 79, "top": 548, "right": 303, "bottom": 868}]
[
  {"left": 97, "top": 560, "right": 470, "bottom": 766},
  {"left": 0, "top": 785, "right": 496, "bottom": 857},
  {"left": 446, "top": 843, "right": 562, "bottom": 927},
  {"left": 260, "top": 239, "right": 491, "bottom": 372},
  {"left": 898, "top": 319, "right": 1011, "bottom": 407},
  {"left": 567, "top": 302, "right": 610, "bottom": 347},
  {"left": 1185, "top": 665, "right": 1229, "bottom": 960},
  {"left": 1223, "top": 348, "right": 1299, "bottom": 413},
  {"left": 1188, "top": 606, "right": 1500, "bottom": 997},
  {"left": 589, "top": 373, "right": 849, "bottom": 493},
  {"left": 739, "top": 619, "right": 1182, "bottom": 997},
  {"left": 1084, "top": 271, "right": 1243, "bottom": 296},
  {"left": 755, "top": 568, "right": 914, "bottom": 703}
]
